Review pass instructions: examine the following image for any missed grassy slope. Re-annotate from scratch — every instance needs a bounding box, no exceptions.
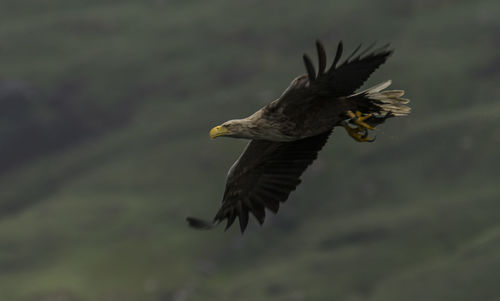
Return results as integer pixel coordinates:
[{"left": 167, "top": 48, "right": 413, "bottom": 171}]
[{"left": 0, "top": 0, "right": 499, "bottom": 300}]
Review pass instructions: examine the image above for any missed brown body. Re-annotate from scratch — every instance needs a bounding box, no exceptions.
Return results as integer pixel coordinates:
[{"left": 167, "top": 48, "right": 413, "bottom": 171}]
[
  {"left": 253, "top": 76, "right": 352, "bottom": 140},
  {"left": 215, "top": 75, "right": 370, "bottom": 141}
]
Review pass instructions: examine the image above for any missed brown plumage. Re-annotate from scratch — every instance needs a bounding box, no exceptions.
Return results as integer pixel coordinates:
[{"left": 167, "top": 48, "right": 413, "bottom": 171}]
[{"left": 187, "top": 40, "right": 410, "bottom": 233}]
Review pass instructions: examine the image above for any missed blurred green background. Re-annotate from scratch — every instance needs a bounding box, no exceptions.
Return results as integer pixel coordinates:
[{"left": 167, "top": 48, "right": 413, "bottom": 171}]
[{"left": 0, "top": 0, "right": 499, "bottom": 300}]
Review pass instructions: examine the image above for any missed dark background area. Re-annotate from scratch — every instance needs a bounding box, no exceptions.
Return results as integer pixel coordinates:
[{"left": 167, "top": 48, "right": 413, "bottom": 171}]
[{"left": 0, "top": 0, "right": 499, "bottom": 300}]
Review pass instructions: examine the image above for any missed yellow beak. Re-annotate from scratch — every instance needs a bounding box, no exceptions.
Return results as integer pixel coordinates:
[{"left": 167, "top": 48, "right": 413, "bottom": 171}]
[{"left": 209, "top": 125, "right": 230, "bottom": 139}]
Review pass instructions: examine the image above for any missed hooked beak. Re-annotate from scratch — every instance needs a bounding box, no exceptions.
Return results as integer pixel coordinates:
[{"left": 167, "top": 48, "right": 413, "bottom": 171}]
[{"left": 209, "top": 125, "right": 230, "bottom": 139}]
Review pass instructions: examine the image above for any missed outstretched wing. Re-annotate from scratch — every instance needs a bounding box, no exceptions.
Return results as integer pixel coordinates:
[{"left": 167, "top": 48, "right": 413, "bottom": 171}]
[
  {"left": 305, "top": 40, "right": 393, "bottom": 96},
  {"left": 213, "top": 130, "right": 332, "bottom": 233},
  {"left": 275, "top": 40, "right": 393, "bottom": 111}
]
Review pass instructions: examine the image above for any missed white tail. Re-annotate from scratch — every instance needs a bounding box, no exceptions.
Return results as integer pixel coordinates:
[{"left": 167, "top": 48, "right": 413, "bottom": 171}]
[{"left": 352, "top": 80, "right": 411, "bottom": 117}]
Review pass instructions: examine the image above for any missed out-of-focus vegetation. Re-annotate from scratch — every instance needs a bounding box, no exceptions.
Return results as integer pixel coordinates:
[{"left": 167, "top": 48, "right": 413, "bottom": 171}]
[{"left": 0, "top": 0, "right": 499, "bottom": 300}]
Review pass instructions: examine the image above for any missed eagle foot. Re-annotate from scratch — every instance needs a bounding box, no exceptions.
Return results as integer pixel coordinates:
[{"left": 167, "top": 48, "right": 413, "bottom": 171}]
[
  {"left": 346, "top": 110, "right": 375, "bottom": 130},
  {"left": 343, "top": 111, "right": 376, "bottom": 142}
]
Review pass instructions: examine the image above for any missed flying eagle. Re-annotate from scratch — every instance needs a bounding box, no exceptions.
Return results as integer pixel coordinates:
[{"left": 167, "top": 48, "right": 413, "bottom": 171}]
[{"left": 187, "top": 40, "right": 410, "bottom": 233}]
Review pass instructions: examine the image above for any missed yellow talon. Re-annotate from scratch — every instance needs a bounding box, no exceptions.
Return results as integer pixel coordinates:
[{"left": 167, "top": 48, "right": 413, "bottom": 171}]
[
  {"left": 346, "top": 110, "right": 375, "bottom": 130},
  {"left": 342, "top": 122, "right": 375, "bottom": 142},
  {"left": 342, "top": 110, "right": 376, "bottom": 142},
  {"left": 343, "top": 123, "right": 362, "bottom": 141}
]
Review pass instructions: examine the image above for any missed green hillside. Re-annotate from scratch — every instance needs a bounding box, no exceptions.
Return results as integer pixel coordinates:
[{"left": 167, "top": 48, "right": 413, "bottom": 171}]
[{"left": 0, "top": 0, "right": 499, "bottom": 300}]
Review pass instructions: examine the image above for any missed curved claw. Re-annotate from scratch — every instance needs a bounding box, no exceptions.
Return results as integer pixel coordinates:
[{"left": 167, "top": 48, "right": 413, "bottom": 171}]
[
  {"left": 360, "top": 129, "right": 376, "bottom": 142},
  {"left": 357, "top": 128, "right": 375, "bottom": 142},
  {"left": 342, "top": 111, "right": 377, "bottom": 143},
  {"left": 363, "top": 133, "right": 376, "bottom": 143}
]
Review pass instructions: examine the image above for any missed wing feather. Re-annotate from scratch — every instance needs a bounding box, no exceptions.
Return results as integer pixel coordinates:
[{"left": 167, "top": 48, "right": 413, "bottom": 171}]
[
  {"left": 319, "top": 42, "right": 392, "bottom": 96},
  {"left": 331, "top": 41, "right": 343, "bottom": 69},
  {"left": 273, "top": 40, "right": 392, "bottom": 115},
  {"left": 302, "top": 54, "right": 317, "bottom": 80},
  {"left": 213, "top": 131, "right": 332, "bottom": 233},
  {"left": 344, "top": 43, "right": 362, "bottom": 62},
  {"left": 316, "top": 40, "right": 327, "bottom": 75}
]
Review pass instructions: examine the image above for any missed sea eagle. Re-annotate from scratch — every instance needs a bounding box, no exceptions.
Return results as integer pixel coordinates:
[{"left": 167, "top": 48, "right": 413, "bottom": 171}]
[{"left": 187, "top": 40, "right": 410, "bottom": 233}]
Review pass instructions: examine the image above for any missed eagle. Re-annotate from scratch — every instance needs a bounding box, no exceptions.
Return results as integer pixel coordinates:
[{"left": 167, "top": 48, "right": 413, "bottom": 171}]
[{"left": 187, "top": 40, "right": 410, "bottom": 233}]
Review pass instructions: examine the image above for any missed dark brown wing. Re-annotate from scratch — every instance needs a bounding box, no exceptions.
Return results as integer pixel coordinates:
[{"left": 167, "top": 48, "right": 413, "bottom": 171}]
[
  {"left": 275, "top": 40, "right": 393, "bottom": 112},
  {"left": 305, "top": 40, "right": 393, "bottom": 96},
  {"left": 213, "top": 130, "right": 332, "bottom": 233}
]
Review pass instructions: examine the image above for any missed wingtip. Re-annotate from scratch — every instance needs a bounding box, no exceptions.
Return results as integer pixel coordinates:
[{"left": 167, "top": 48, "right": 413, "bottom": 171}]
[
  {"left": 302, "top": 54, "right": 317, "bottom": 81},
  {"left": 331, "top": 41, "right": 344, "bottom": 70},
  {"left": 377, "top": 43, "right": 393, "bottom": 55},
  {"left": 315, "top": 40, "right": 327, "bottom": 75},
  {"left": 186, "top": 216, "right": 216, "bottom": 230}
]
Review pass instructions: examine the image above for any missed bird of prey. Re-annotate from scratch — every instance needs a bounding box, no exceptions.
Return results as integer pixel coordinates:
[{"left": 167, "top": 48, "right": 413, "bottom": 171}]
[{"left": 187, "top": 40, "right": 410, "bottom": 233}]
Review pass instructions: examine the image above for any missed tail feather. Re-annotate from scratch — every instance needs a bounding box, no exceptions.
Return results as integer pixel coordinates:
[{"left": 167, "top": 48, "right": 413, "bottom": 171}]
[
  {"left": 361, "top": 80, "right": 392, "bottom": 93},
  {"left": 375, "top": 90, "right": 404, "bottom": 99},
  {"left": 351, "top": 80, "right": 411, "bottom": 117}
]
